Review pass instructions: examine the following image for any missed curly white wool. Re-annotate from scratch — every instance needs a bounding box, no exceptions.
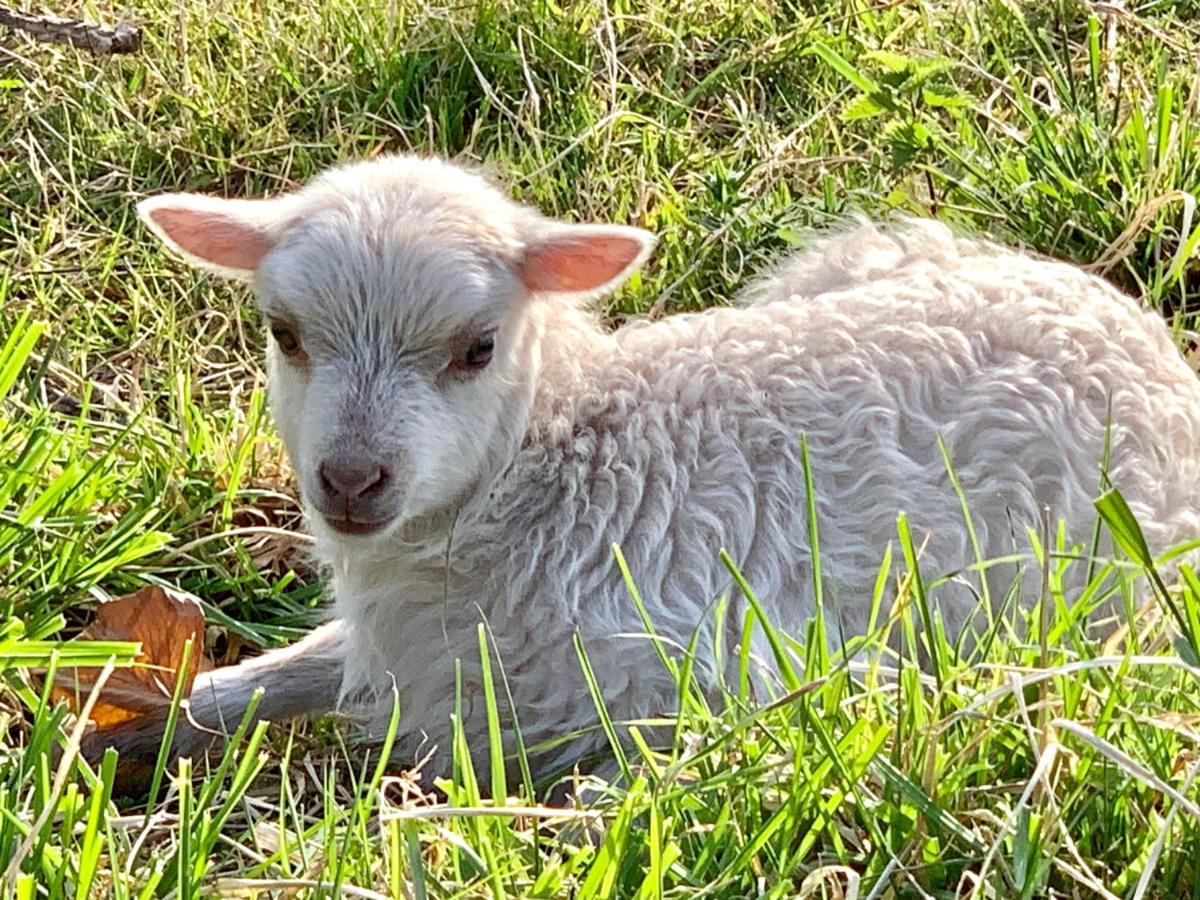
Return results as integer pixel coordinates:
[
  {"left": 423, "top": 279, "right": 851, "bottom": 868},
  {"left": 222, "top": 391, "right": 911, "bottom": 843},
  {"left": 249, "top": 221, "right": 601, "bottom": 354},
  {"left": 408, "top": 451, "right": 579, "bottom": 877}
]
[{"left": 336, "top": 217, "right": 1200, "bottom": 774}]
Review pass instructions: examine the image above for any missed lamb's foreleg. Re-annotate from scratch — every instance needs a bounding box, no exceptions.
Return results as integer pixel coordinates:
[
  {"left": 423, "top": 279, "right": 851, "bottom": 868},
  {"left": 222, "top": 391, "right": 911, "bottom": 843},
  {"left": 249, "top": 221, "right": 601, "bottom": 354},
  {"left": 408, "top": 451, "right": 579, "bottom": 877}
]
[{"left": 81, "top": 619, "right": 348, "bottom": 766}]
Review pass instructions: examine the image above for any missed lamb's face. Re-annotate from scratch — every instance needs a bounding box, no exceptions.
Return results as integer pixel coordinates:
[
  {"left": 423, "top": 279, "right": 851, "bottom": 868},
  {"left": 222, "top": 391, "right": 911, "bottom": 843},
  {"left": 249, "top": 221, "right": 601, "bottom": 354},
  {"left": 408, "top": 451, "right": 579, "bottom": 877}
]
[
  {"left": 136, "top": 154, "right": 653, "bottom": 543},
  {"left": 254, "top": 212, "right": 535, "bottom": 538}
]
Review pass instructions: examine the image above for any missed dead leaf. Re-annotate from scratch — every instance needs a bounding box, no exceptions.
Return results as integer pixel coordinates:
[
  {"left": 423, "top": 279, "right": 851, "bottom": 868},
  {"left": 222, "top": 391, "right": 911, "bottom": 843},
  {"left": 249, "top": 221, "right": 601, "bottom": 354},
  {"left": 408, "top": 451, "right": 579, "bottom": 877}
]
[{"left": 52, "top": 585, "right": 208, "bottom": 729}]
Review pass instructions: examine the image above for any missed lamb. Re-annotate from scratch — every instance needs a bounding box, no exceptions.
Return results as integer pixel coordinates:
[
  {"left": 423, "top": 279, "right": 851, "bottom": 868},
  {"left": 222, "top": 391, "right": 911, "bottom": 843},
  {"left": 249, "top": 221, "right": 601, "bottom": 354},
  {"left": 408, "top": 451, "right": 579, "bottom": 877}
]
[{"left": 103, "top": 154, "right": 1200, "bottom": 786}]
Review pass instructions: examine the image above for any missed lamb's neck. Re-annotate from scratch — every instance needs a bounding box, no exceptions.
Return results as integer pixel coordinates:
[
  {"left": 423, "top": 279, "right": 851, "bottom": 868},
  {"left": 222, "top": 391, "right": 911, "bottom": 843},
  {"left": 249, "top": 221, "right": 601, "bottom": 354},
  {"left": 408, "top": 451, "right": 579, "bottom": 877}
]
[{"left": 325, "top": 515, "right": 467, "bottom": 610}]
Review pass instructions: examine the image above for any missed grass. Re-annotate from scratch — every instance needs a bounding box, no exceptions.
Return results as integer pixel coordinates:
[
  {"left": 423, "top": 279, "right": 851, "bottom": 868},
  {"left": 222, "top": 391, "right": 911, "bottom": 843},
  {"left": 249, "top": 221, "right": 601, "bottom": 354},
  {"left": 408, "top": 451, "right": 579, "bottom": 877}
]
[{"left": 3, "top": 0, "right": 1200, "bottom": 895}]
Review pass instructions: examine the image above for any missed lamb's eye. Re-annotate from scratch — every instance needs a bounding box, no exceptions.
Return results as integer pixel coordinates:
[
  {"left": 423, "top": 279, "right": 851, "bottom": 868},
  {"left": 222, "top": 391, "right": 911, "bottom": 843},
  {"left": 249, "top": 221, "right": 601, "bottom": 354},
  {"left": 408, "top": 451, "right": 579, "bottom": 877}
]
[
  {"left": 270, "top": 323, "right": 302, "bottom": 357},
  {"left": 453, "top": 333, "right": 495, "bottom": 373}
]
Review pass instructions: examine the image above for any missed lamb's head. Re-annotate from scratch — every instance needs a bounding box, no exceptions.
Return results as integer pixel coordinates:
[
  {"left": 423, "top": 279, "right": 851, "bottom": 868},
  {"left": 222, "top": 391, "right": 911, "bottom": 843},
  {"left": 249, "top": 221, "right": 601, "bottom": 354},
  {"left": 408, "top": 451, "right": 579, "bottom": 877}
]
[{"left": 137, "top": 156, "right": 654, "bottom": 544}]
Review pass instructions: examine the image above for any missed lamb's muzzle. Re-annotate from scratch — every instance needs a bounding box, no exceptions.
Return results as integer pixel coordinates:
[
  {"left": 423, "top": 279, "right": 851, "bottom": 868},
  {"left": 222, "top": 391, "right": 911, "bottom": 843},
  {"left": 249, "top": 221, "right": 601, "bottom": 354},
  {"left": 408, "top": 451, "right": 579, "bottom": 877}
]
[
  {"left": 315, "top": 455, "right": 394, "bottom": 534},
  {"left": 112, "top": 154, "right": 1200, "bottom": 787}
]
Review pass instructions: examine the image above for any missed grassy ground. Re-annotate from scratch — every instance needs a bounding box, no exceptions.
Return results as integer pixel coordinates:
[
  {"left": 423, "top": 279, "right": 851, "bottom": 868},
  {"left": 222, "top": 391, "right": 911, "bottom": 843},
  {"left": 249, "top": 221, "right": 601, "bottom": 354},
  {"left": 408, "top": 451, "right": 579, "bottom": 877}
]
[{"left": 4, "top": 0, "right": 1200, "bottom": 896}]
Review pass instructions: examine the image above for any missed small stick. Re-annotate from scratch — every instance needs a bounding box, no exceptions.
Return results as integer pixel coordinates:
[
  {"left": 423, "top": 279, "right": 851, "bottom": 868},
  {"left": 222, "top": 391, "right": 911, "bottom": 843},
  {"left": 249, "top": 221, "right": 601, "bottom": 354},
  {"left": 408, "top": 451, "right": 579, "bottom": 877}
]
[{"left": 0, "top": 5, "right": 141, "bottom": 54}]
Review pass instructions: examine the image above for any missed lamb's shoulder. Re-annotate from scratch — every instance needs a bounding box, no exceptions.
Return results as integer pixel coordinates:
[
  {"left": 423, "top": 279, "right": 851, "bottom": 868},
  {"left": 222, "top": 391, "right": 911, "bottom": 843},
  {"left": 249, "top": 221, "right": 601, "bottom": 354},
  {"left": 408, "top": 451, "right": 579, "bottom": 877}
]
[{"left": 476, "top": 311, "right": 817, "bottom": 620}]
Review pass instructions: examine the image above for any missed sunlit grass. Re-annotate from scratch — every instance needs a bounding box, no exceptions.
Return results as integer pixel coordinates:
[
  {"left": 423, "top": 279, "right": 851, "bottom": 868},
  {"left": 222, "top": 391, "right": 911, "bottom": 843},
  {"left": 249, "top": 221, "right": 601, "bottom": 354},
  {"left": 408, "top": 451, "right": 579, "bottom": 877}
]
[{"left": 3, "top": 0, "right": 1200, "bottom": 896}]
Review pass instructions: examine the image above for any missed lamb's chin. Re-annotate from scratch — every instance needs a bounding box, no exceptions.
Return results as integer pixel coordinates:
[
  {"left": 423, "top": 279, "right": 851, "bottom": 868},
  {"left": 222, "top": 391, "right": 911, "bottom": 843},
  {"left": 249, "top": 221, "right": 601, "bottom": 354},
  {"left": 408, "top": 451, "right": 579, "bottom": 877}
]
[
  {"left": 321, "top": 515, "right": 394, "bottom": 537},
  {"left": 308, "top": 513, "right": 405, "bottom": 566}
]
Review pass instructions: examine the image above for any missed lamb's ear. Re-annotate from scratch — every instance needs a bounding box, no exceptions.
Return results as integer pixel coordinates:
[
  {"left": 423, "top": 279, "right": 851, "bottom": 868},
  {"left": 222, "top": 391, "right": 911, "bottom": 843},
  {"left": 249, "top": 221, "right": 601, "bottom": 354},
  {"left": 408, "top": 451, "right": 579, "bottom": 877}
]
[
  {"left": 516, "top": 224, "right": 655, "bottom": 296},
  {"left": 137, "top": 194, "right": 292, "bottom": 280}
]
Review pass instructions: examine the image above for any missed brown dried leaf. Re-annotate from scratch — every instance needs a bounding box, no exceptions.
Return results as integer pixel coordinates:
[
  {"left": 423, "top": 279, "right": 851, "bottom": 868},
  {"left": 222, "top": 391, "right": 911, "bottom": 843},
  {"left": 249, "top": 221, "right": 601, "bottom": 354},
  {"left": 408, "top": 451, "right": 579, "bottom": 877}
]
[{"left": 52, "top": 585, "right": 208, "bottom": 729}]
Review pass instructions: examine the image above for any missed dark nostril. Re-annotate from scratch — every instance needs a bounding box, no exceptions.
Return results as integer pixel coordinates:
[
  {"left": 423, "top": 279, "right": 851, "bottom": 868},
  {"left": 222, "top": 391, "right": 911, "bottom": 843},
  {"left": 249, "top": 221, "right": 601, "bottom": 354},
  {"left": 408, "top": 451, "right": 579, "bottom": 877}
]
[
  {"left": 361, "top": 466, "right": 390, "bottom": 498},
  {"left": 318, "top": 459, "right": 389, "bottom": 500},
  {"left": 318, "top": 462, "right": 335, "bottom": 496}
]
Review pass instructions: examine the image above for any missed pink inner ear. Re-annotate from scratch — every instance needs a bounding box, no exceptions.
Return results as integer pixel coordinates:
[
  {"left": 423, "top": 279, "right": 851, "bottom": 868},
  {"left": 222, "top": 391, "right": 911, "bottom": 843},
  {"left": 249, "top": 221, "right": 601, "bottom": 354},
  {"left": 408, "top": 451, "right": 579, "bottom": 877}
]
[
  {"left": 519, "top": 233, "right": 645, "bottom": 293},
  {"left": 149, "top": 207, "right": 275, "bottom": 272}
]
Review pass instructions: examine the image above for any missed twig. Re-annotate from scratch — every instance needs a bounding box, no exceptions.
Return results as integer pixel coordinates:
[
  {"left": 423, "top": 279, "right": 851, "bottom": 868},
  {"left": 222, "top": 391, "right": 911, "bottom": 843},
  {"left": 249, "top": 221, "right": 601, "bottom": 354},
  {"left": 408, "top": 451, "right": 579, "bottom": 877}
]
[{"left": 0, "top": 5, "right": 141, "bottom": 54}]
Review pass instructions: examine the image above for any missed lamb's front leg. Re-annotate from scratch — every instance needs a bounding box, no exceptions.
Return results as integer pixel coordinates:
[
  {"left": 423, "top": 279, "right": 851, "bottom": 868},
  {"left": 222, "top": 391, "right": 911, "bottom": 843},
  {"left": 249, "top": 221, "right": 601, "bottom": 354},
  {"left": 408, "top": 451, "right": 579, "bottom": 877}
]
[{"left": 81, "top": 619, "right": 348, "bottom": 767}]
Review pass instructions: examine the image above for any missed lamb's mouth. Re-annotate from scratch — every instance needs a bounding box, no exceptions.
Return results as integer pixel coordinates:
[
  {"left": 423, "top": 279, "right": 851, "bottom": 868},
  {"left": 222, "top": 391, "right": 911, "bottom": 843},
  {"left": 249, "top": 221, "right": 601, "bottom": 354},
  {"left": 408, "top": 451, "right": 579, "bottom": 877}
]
[{"left": 323, "top": 515, "right": 393, "bottom": 536}]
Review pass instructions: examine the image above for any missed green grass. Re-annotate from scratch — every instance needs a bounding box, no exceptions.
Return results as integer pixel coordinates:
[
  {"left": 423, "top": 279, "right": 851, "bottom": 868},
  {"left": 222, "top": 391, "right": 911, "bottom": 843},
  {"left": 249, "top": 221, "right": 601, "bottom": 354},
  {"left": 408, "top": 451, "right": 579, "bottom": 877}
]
[{"left": 3, "top": 0, "right": 1200, "bottom": 896}]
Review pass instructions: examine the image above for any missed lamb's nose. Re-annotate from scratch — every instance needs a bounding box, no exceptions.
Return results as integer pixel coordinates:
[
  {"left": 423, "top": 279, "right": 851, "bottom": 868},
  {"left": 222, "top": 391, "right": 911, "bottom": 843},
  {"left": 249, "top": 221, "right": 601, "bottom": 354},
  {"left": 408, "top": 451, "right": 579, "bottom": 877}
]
[{"left": 318, "top": 458, "right": 389, "bottom": 500}]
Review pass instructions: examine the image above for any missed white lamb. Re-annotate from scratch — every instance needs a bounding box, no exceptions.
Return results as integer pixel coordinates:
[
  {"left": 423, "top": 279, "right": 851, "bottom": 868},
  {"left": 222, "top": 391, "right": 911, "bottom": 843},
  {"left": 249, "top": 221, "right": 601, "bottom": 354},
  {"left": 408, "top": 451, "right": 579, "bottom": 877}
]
[{"left": 104, "top": 154, "right": 1200, "bottom": 784}]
